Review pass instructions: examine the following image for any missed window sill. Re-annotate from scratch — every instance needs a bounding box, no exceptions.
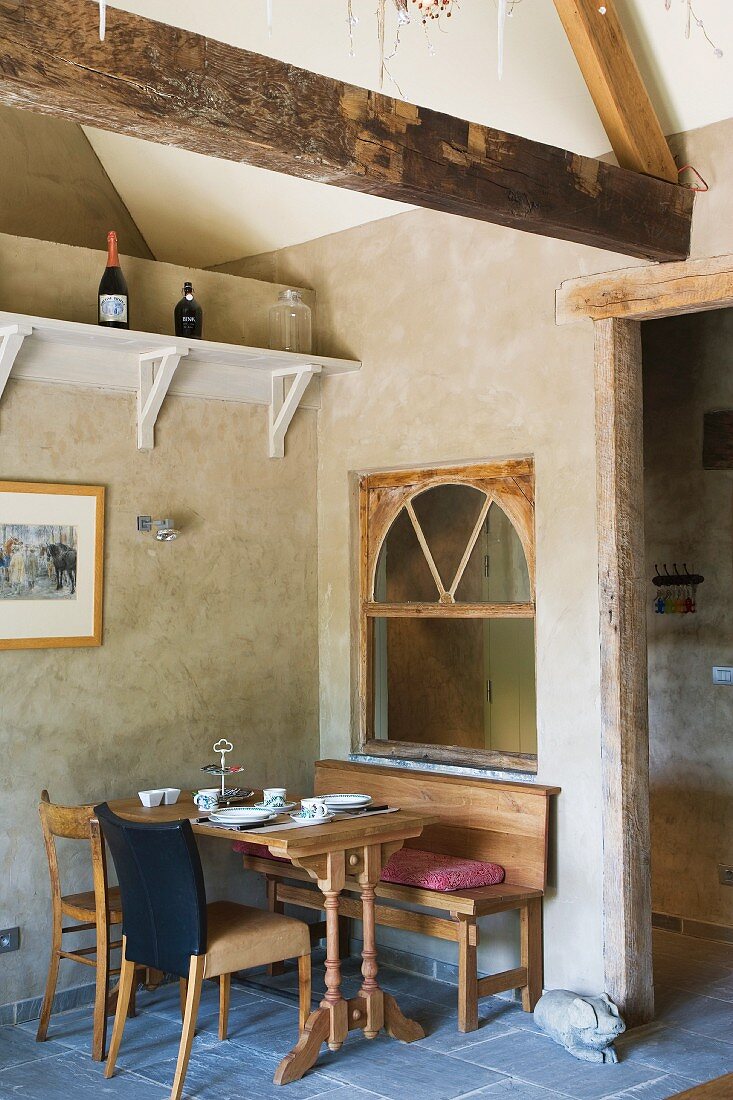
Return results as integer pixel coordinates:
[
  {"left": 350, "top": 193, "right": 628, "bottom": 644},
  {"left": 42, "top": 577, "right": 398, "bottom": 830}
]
[{"left": 358, "top": 739, "right": 538, "bottom": 777}]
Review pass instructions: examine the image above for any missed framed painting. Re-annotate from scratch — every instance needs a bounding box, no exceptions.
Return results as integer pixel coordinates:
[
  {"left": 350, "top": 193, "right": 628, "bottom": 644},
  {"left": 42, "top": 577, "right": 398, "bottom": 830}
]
[{"left": 0, "top": 481, "right": 104, "bottom": 650}]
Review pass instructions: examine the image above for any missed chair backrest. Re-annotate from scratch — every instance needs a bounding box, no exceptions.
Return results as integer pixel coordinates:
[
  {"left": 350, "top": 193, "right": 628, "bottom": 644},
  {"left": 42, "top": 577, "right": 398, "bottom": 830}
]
[
  {"left": 38, "top": 790, "right": 109, "bottom": 918},
  {"left": 314, "top": 759, "right": 560, "bottom": 890},
  {"left": 94, "top": 803, "right": 207, "bottom": 977}
]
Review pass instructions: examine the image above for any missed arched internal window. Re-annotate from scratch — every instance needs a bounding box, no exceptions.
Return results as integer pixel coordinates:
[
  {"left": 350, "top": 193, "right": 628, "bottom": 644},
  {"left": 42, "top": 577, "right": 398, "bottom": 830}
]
[{"left": 359, "top": 460, "right": 536, "bottom": 772}]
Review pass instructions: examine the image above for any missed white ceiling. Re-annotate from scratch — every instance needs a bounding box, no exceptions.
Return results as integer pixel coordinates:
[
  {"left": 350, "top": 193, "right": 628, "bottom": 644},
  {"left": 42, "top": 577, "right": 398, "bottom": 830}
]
[{"left": 87, "top": 0, "right": 733, "bottom": 268}]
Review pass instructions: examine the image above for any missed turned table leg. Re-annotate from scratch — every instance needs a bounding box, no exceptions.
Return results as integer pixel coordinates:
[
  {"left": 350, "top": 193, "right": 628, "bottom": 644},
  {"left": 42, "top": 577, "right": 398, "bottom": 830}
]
[{"left": 274, "top": 851, "right": 347, "bottom": 1085}]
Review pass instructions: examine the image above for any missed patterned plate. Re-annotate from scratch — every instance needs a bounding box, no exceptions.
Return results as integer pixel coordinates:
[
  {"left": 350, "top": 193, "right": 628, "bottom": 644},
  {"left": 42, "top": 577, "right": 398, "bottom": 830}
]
[{"left": 322, "top": 794, "right": 372, "bottom": 809}]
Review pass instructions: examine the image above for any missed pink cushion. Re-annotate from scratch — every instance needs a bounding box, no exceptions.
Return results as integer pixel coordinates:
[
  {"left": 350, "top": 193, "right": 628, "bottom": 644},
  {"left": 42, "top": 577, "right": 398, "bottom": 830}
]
[
  {"left": 234, "top": 842, "right": 505, "bottom": 892},
  {"left": 380, "top": 848, "right": 505, "bottom": 892},
  {"left": 233, "top": 841, "right": 289, "bottom": 863}
]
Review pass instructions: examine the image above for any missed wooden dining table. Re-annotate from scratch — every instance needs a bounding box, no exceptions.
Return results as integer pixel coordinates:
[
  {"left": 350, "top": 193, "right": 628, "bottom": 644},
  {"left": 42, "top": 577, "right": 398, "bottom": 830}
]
[{"left": 107, "top": 791, "right": 435, "bottom": 1085}]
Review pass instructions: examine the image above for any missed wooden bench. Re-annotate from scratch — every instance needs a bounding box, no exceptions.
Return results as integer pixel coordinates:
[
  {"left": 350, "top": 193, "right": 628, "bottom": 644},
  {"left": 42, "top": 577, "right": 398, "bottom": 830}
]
[{"left": 241, "top": 759, "right": 559, "bottom": 1032}]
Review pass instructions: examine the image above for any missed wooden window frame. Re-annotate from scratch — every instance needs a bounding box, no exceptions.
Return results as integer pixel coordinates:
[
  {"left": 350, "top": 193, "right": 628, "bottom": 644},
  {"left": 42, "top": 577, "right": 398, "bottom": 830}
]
[{"left": 357, "top": 458, "right": 537, "bottom": 773}]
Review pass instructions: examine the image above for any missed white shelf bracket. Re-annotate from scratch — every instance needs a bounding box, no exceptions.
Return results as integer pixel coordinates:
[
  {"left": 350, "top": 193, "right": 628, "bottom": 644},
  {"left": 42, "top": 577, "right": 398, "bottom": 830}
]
[
  {"left": 137, "top": 346, "right": 187, "bottom": 450},
  {"left": 0, "top": 324, "right": 32, "bottom": 403},
  {"left": 268, "top": 364, "right": 321, "bottom": 458}
]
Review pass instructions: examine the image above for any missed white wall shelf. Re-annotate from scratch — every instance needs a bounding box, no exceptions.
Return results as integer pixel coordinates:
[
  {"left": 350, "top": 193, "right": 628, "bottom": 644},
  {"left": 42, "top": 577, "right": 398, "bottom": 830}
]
[{"left": 0, "top": 311, "right": 360, "bottom": 457}]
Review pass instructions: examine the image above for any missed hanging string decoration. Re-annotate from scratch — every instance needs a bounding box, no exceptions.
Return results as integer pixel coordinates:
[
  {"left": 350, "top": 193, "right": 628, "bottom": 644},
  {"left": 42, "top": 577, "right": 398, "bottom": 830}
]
[{"left": 666, "top": 0, "right": 723, "bottom": 58}]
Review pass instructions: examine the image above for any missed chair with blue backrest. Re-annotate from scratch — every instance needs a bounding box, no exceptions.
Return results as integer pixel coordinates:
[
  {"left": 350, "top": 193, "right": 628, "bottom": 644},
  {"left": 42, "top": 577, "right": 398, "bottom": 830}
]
[{"left": 95, "top": 803, "right": 311, "bottom": 1100}]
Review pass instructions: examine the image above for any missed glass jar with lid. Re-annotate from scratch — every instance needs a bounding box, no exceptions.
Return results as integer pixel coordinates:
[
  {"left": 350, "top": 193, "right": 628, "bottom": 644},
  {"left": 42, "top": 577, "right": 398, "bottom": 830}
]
[{"left": 269, "top": 289, "right": 312, "bottom": 354}]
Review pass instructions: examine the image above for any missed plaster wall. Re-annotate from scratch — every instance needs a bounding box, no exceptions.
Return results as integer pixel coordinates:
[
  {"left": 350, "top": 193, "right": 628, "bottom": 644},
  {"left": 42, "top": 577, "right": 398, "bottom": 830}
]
[
  {"left": 0, "top": 242, "right": 319, "bottom": 1010},
  {"left": 217, "top": 115, "right": 733, "bottom": 992},
  {"left": 644, "top": 309, "right": 733, "bottom": 932},
  {"left": 0, "top": 106, "right": 152, "bottom": 259}
]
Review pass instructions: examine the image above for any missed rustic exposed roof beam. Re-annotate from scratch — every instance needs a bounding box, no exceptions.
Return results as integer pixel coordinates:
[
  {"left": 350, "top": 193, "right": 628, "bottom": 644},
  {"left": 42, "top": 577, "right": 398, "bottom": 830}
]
[
  {"left": 552, "top": 0, "right": 678, "bottom": 182},
  {"left": 0, "top": 0, "right": 692, "bottom": 261}
]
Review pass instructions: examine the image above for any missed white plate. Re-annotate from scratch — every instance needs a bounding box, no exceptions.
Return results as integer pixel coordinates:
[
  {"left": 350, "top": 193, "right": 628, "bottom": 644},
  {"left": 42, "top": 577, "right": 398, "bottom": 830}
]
[
  {"left": 253, "top": 800, "right": 297, "bottom": 812},
  {"left": 322, "top": 794, "right": 372, "bottom": 808},
  {"left": 208, "top": 808, "right": 274, "bottom": 822},
  {"left": 289, "top": 811, "right": 336, "bottom": 827}
]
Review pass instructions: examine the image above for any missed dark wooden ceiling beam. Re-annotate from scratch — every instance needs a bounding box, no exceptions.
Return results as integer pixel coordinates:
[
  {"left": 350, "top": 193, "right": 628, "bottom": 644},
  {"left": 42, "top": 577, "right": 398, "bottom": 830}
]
[{"left": 0, "top": 0, "right": 693, "bottom": 261}]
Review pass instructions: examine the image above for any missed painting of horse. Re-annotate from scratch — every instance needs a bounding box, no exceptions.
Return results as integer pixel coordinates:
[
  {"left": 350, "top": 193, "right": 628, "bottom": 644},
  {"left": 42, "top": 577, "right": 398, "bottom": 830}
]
[{"left": 0, "top": 525, "right": 78, "bottom": 601}]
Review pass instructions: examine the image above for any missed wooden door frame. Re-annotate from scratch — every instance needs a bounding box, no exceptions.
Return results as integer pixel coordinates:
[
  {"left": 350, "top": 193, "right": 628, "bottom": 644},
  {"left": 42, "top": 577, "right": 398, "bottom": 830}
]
[{"left": 556, "top": 253, "right": 733, "bottom": 1026}]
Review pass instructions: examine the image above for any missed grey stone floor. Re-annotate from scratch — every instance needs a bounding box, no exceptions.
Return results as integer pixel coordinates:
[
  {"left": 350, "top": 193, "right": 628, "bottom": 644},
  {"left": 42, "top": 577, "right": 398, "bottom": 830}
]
[{"left": 1, "top": 930, "right": 731, "bottom": 1099}]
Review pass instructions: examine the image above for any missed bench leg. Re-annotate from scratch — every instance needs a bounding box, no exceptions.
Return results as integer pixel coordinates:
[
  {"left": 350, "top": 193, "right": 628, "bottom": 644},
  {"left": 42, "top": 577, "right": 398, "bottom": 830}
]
[
  {"left": 266, "top": 877, "right": 285, "bottom": 977},
  {"left": 520, "top": 898, "right": 543, "bottom": 1012},
  {"left": 457, "top": 917, "right": 479, "bottom": 1033}
]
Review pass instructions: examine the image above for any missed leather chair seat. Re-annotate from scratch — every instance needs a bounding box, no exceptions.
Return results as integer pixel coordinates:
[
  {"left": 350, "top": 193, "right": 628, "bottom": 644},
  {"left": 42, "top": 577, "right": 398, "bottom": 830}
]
[{"left": 203, "top": 900, "right": 310, "bottom": 979}]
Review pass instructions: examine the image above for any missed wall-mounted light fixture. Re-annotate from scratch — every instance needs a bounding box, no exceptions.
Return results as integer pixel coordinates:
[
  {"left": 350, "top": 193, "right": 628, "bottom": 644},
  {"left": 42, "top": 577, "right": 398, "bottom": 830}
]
[{"left": 137, "top": 516, "right": 180, "bottom": 541}]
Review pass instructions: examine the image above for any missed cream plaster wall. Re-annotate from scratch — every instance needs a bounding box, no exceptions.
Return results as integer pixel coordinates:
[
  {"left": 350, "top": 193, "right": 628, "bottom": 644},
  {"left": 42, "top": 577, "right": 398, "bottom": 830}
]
[
  {"left": 218, "top": 116, "right": 733, "bottom": 992},
  {"left": 0, "top": 244, "right": 319, "bottom": 1010},
  {"left": 644, "top": 309, "right": 733, "bottom": 932},
  {"left": 0, "top": 106, "right": 152, "bottom": 259}
]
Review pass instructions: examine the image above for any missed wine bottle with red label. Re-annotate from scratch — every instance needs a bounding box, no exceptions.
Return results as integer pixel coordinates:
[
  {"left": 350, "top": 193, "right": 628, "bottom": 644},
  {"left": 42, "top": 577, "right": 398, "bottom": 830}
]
[{"left": 98, "top": 231, "right": 129, "bottom": 329}]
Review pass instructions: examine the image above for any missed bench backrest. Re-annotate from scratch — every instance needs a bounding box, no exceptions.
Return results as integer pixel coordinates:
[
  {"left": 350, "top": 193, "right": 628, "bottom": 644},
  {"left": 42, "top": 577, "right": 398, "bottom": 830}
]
[{"left": 315, "top": 760, "right": 559, "bottom": 890}]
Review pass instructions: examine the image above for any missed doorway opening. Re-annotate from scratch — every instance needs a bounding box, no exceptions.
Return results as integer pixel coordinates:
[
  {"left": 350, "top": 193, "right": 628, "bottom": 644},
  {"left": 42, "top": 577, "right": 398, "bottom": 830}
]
[{"left": 642, "top": 307, "right": 733, "bottom": 991}]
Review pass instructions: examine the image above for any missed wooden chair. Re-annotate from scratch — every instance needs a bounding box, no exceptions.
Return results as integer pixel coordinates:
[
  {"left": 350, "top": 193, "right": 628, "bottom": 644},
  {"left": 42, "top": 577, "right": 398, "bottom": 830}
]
[
  {"left": 96, "top": 802, "right": 312, "bottom": 1100},
  {"left": 37, "top": 789, "right": 133, "bottom": 1061}
]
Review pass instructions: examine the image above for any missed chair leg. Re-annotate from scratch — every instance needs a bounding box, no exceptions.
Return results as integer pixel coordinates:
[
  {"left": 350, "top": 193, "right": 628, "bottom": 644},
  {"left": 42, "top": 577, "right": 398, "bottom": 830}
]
[
  {"left": 457, "top": 918, "right": 479, "bottom": 1034},
  {"left": 92, "top": 919, "right": 111, "bottom": 1061},
  {"left": 36, "top": 922, "right": 61, "bottom": 1043},
  {"left": 520, "top": 898, "right": 543, "bottom": 1012},
  {"left": 266, "top": 876, "right": 285, "bottom": 977},
  {"left": 104, "top": 944, "right": 136, "bottom": 1080},
  {"left": 218, "top": 973, "right": 231, "bottom": 1041},
  {"left": 170, "top": 954, "right": 206, "bottom": 1100},
  {"left": 179, "top": 978, "right": 188, "bottom": 1021},
  {"left": 297, "top": 954, "right": 312, "bottom": 1033}
]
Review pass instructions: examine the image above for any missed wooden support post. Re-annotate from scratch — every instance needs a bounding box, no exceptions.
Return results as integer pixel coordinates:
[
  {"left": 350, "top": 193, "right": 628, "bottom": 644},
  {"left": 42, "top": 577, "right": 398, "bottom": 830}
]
[
  {"left": 552, "top": 0, "right": 677, "bottom": 181},
  {"left": 594, "top": 317, "right": 654, "bottom": 1026}
]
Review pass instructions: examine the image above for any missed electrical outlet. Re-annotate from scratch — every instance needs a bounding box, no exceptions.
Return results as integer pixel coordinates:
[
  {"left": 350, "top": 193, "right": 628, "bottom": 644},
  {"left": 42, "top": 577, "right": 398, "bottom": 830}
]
[
  {"left": 718, "top": 866, "right": 733, "bottom": 887},
  {"left": 0, "top": 927, "right": 19, "bottom": 953},
  {"left": 713, "top": 666, "right": 733, "bottom": 685}
]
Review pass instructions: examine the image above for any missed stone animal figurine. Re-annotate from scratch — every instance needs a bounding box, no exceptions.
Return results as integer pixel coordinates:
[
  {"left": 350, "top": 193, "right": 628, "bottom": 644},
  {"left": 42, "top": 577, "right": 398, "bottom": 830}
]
[{"left": 534, "top": 990, "right": 625, "bottom": 1063}]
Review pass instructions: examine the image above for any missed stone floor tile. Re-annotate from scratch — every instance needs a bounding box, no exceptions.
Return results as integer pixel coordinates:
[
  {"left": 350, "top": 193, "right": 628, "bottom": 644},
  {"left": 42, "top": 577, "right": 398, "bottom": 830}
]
[
  {"left": 459, "top": 1080, "right": 569, "bottom": 1098},
  {"left": 316, "top": 1033, "right": 501, "bottom": 1100},
  {"left": 0, "top": 1027, "right": 70, "bottom": 1072},
  {"left": 0, "top": 1050, "right": 168, "bottom": 1099},
  {"left": 449, "top": 1028, "right": 660, "bottom": 1099},
  {"left": 206, "top": 997, "right": 303, "bottom": 1056},
  {"left": 307, "top": 1089, "right": 388, "bottom": 1099},
  {"left": 604, "top": 1073, "right": 699, "bottom": 1099},
  {"left": 141, "top": 1042, "right": 340, "bottom": 1100},
  {"left": 619, "top": 1022, "right": 733, "bottom": 1083},
  {"left": 136, "top": 978, "right": 263, "bottom": 1021},
  {"left": 18, "top": 1004, "right": 217, "bottom": 1072},
  {"left": 653, "top": 986, "right": 733, "bottom": 1041}
]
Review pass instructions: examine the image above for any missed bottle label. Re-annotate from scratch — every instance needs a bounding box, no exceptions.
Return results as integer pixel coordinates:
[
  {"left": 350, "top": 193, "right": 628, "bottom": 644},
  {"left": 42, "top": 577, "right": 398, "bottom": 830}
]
[{"left": 99, "top": 294, "right": 128, "bottom": 323}]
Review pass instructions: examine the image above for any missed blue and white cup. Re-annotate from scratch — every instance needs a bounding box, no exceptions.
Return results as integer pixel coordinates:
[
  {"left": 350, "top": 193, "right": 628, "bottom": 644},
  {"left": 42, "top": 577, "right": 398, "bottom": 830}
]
[
  {"left": 262, "top": 787, "right": 287, "bottom": 809},
  {"left": 300, "top": 797, "right": 329, "bottom": 820},
  {"left": 193, "top": 788, "right": 219, "bottom": 812}
]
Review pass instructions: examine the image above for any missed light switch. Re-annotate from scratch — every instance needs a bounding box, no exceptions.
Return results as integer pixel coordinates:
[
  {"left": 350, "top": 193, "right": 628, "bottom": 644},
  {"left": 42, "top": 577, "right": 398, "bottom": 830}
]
[{"left": 713, "top": 666, "right": 733, "bottom": 685}]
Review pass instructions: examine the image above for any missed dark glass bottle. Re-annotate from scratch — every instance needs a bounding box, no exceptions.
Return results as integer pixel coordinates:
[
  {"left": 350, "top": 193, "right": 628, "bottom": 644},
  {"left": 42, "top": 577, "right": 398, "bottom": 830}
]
[
  {"left": 174, "top": 282, "right": 203, "bottom": 339},
  {"left": 98, "top": 231, "right": 129, "bottom": 329}
]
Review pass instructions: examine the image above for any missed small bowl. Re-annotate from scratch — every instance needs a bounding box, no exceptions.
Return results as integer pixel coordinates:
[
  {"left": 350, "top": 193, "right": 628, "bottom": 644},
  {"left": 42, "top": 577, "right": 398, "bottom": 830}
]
[
  {"left": 162, "top": 788, "right": 180, "bottom": 805},
  {"left": 138, "top": 789, "right": 165, "bottom": 808}
]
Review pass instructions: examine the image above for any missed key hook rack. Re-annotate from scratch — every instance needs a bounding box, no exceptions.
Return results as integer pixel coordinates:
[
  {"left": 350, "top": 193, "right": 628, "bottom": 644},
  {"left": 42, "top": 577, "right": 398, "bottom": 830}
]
[{"left": 652, "top": 563, "right": 704, "bottom": 615}]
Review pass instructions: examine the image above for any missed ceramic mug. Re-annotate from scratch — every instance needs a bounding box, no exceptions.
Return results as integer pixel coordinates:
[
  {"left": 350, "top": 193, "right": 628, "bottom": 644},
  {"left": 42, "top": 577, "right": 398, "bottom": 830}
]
[
  {"left": 193, "top": 788, "right": 219, "bottom": 811},
  {"left": 262, "top": 787, "right": 287, "bottom": 808},
  {"left": 300, "top": 797, "right": 329, "bottom": 820}
]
